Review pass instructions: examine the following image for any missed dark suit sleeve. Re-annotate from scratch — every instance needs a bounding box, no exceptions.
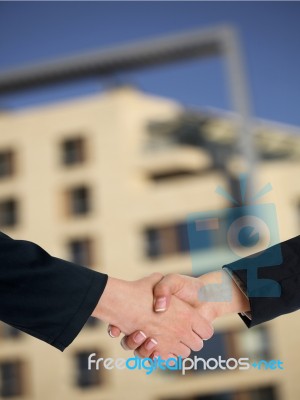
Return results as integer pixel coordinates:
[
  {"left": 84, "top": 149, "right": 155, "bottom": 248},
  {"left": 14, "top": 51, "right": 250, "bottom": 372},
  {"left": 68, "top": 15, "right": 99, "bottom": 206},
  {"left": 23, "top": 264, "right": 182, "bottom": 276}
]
[
  {"left": 223, "top": 235, "right": 300, "bottom": 327},
  {"left": 0, "top": 231, "right": 108, "bottom": 351}
]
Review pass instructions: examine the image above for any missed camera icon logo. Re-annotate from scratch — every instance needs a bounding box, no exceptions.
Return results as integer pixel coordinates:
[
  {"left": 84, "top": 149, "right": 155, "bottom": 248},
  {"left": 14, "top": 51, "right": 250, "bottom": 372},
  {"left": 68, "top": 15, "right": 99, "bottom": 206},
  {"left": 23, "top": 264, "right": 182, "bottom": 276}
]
[
  {"left": 187, "top": 176, "right": 282, "bottom": 300},
  {"left": 227, "top": 215, "right": 270, "bottom": 257}
]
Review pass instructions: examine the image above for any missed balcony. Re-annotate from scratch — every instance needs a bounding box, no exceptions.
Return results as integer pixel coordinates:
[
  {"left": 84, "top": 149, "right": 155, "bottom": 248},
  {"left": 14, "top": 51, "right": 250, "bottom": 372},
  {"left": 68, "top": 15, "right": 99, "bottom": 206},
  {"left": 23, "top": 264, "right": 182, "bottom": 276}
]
[{"left": 137, "top": 146, "right": 212, "bottom": 179}]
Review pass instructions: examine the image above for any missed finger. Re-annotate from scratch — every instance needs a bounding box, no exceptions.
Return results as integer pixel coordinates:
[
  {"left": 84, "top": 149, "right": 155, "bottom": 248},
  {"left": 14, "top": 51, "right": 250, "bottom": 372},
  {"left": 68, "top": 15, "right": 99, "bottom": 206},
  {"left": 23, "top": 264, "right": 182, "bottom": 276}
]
[
  {"left": 108, "top": 325, "right": 121, "bottom": 338},
  {"left": 134, "top": 338, "right": 158, "bottom": 358},
  {"left": 119, "top": 331, "right": 148, "bottom": 351},
  {"left": 167, "top": 353, "right": 178, "bottom": 366},
  {"left": 182, "top": 331, "right": 204, "bottom": 352},
  {"left": 153, "top": 274, "right": 184, "bottom": 312},
  {"left": 172, "top": 343, "right": 191, "bottom": 359},
  {"left": 157, "top": 343, "right": 191, "bottom": 361},
  {"left": 151, "top": 351, "right": 160, "bottom": 360},
  {"left": 152, "top": 352, "right": 177, "bottom": 364},
  {"left": 193, "top": 317, "right": 214, "bottom": 341}
]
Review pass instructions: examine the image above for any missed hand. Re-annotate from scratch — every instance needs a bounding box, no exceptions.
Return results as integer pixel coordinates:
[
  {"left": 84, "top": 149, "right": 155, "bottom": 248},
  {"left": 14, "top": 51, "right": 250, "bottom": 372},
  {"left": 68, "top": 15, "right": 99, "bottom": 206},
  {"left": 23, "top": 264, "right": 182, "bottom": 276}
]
[
  {"left": 152, "top": 270, "right": 250, "bottom": 319},
  {"left": 92, "top": 273, "right": 213, "bottom": 359},
  {"left": 108, "top": 271, "right": 249, "bottom": 358}
]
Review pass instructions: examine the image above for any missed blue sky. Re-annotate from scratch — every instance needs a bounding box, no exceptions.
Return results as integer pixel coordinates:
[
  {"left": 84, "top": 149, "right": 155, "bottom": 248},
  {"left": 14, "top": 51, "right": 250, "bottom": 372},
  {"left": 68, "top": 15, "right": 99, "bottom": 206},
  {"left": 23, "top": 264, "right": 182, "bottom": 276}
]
[{"left": 0, "top": 2, "right": 300, "bottom": 127}]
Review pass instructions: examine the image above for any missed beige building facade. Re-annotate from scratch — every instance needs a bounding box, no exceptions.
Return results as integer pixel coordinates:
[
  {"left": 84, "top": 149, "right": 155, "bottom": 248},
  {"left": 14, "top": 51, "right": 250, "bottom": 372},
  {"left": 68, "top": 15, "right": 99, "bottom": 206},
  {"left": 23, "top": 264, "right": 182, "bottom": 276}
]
[{"left": 0, "top": 86, "right": 299, "bottom": 400}]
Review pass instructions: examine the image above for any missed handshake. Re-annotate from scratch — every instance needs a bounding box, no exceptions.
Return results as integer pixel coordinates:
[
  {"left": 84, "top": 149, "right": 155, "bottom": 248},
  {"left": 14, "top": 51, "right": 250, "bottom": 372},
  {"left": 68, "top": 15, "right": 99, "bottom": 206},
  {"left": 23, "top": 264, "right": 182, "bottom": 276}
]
[{"left": 92, "top": 270, "right": 250, "bottom": 360}]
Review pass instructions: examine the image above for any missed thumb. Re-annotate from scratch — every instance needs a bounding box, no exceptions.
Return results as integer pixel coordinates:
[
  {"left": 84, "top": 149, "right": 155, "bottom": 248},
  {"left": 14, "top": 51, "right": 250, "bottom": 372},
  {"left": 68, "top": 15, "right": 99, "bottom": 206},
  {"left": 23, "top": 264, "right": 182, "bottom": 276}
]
[{"left": 153, "top": 274, "right": 184, "bottom": 313}]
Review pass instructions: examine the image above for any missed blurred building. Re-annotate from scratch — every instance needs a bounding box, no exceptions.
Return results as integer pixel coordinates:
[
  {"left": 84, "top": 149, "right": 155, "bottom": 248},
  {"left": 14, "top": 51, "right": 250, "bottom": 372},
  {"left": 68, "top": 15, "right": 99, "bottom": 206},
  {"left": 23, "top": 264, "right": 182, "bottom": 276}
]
[{"left": 0, "top": 86, "right": 299, "bottom": 400}]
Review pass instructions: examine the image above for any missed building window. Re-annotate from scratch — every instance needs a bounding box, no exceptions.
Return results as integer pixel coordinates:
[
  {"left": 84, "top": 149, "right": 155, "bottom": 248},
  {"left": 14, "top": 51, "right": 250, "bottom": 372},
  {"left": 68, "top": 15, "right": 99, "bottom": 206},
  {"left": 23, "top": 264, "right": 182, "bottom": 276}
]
[
  {"left": 144, "top": 223, "right": 189, "bottom": 259},
  {"left": 75, "top": 350, "right": 102, "bottom": 388},
  {"left": 176, "top": 222, "right": 190, "bottom": 253},
  {"left": 0, "top": 360, "right": 24, "bottom": 398},
  {"left": 234, "top": 326, "right": 271, "bottom": 361},
  {"left": 61, "top": 137, "right": 85, "bottom": 166},
  {"left": 0, "top": 150, "right": 15, "bottom": 179},
  {"left": 0, "top": 199, "right": 18, "bottom": 228},
  {"left": 68, "top": 239, "right": 93, "bottom": 267},
  {"left": 0, "top": 323, "right": 21, "bottom": 340},
  {"left": 67, "top": 186, "right": 91, "bottom": 216},
  {"left": 149, "top": 169, "right": 202, "bottom": 182},
  {"left": 144, "top": 212, "right": 234, "bottom": 260}
]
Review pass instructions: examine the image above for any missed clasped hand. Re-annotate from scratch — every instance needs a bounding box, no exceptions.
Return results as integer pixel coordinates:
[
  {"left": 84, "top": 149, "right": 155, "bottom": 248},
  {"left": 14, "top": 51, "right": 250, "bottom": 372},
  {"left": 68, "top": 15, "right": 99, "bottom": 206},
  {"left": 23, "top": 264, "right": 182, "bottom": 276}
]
[
  {"left": 92, "top": 270, "right": 249, "bottom": 359},
  {"left": 92, "top": 272, "right": 222, "bottom": 360}
]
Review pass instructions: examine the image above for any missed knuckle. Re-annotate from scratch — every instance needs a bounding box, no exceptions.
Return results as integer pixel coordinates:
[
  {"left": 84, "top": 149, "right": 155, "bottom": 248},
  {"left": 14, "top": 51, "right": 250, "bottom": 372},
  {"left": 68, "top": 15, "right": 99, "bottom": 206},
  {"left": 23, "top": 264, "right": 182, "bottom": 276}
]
[
  {"left": 166, "top": 273, "right": 177, "bottom": 282},
  {"left": 150, "top": 272, "right": 164, "bottom": 281}
]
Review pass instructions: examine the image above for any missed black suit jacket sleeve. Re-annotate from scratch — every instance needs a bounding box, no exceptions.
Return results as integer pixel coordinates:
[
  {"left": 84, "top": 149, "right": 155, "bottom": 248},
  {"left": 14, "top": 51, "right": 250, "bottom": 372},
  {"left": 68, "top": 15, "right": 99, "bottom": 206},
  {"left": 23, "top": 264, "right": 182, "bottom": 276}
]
[
  {"left": 0, "top": 231, "right": 108, "bottom": 351},
  {"left": 224, "top": 235, "right": 300, "bottom": 327}
]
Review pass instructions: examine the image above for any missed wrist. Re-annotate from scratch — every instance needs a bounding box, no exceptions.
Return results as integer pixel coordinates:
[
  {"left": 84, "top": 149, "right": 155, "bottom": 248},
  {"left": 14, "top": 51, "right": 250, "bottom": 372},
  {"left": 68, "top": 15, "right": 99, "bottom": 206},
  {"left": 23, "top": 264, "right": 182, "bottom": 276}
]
[
  {"left": 196, "top": 270, "right": 250, "bottom": 320},
  {"left": 92, "top": 277, "right": 131, "bottom": 326},
  {"left": 196, "top": 271, "right": 223, "bottom": 321}
]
